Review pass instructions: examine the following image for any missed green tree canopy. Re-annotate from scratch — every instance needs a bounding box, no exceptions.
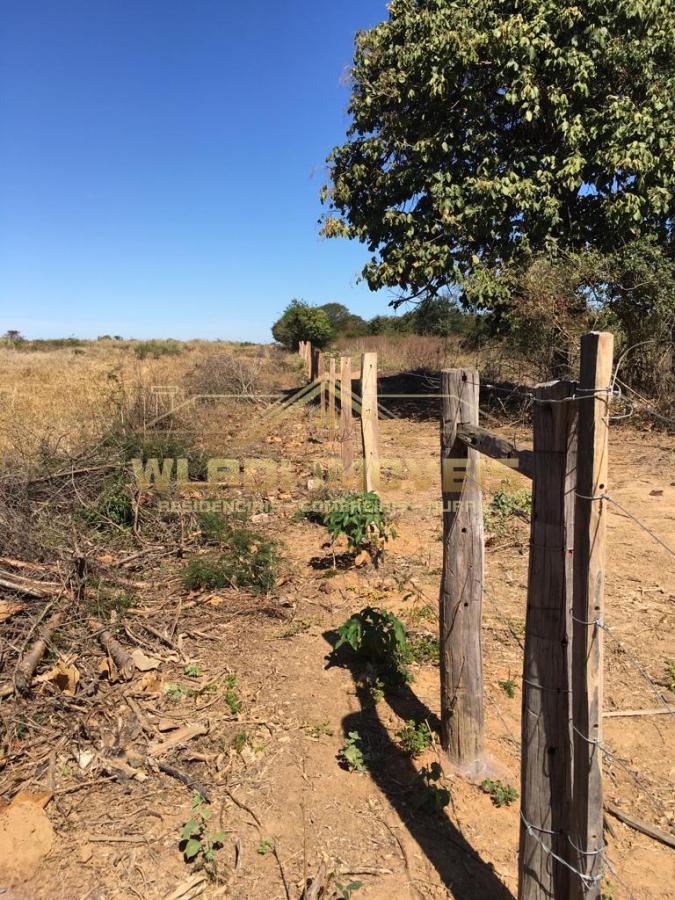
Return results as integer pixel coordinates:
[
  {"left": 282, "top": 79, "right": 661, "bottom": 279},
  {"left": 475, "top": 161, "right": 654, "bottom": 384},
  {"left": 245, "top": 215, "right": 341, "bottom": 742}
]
[
  {"left": 321, "top": 0, "right": 674, "bottom": 308},
  {"left": 318, "top": 302, "right": 370, "bottom": 337},
  {"left": 271, "top": 300, "right": 335, "bottom": 350}
]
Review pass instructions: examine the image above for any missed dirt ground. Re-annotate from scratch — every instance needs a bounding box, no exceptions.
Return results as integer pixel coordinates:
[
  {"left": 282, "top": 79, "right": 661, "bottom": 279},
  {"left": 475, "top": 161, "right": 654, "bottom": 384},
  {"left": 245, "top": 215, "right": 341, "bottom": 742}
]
[{"left": 1, "top": 357, "right": 673, "bottom": 900}]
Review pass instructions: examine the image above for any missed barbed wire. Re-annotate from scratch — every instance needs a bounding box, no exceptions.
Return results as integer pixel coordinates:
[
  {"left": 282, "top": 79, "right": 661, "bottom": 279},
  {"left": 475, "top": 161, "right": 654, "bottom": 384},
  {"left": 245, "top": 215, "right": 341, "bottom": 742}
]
[
  {"left": 520, "top": 812, "right": 605, "bottom": 891},
  {"left": 577, "top": 492, "right": 675, "bottom": 559}
]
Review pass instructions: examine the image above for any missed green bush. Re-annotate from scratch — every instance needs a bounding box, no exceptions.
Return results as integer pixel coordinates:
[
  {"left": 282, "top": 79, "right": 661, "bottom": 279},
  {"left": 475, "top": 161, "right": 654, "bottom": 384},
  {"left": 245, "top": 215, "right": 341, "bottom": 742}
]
[
  {"left": 397, "top": 719, "right": 433, "bottom": 756},
  {"left": 79, "top": 474, "right": 134, "bottom": 530},
  {"left": 325, "top": 491, "right": 396, "bottom": 562},
  {"left": 184, "top": 527, "right": 279, "bottom": 593},
  {"left": 336, "top": 606, "right": 411, "bottom": 684},
  {"left": 484, "top": 486, "right": 531, "bottom": 537},
  {"left": 481, "top": 779, "right": 518, "bottom": 808},
  {"left": 271, "top": 299, "right": 335, "bottom": 350},
  {"left": 133, "top": 340, "right": 182, "bottom": 359}
]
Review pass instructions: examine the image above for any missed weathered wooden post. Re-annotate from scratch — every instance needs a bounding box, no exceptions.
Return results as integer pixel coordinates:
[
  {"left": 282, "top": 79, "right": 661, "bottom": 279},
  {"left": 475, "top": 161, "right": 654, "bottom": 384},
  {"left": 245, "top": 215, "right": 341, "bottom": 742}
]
[
  {"left": 570, "top": 332, "right": 613, "bottom": 899},
  {"left": 340, "top": 356, "right": 353, "bottom": 473},
  {"left": 319, "top": 352, "right": 326, "bottom": 420},
  {"left": 360, "top": 352, "right": 380, "bottom": 491},
  {"left": 439, "top": 369, "right": 484, "bottom": 766},
  {"left": 328, "top": 357, "right": 336, "bottom": 442},
  {"left": 519, "top": 380, "right": 577, "bottom": 900},
  {"left": 310, "top": 346, "right": 320, "bottom": 382}
]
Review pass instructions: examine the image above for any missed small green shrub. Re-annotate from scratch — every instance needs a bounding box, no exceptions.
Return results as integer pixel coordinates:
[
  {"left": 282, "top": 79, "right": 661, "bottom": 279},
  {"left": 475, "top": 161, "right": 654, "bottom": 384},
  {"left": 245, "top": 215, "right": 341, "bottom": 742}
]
[
  {"left": 336, "top": 606, "right": 411, "bottom": 684},
  {"left": 165, "top": 683, "right": 192, "bottom": 703},
  {"left": 79, "top": 474, "right": 134, "bottom": 530},
  {"left": 180, "top": 792, "right": 225, "bottom": 870},
  {"left": 184, "top": 527, "right": 279, "bottom": 593},
  {"left": 398, "top": 720, "right": 433, "bottom": 756},
  {"left": 498, "top": 676, "right": 517, "bottom": 698},
  {"left": 256, "top": 839, "right": 274, "bottom": 855},
  {"left": 338, "top": 731, "right": 366, "bottom": 772},
  {"left": 232, "top": 732, "right": 247, "bottom": 752},
  {"left": 481, "top": 779, "right": 518, "bottom": 807},
  {"left": 417, "top": 763, "right": 450, "bottom": 813},
  {"left": 224, "top": 674, "right": 241, "bottom": 715},
  {"left": 356, "top": 675, "right": 385, "bottom": 707},
  {"left": 484, "top": 485, "right": 532, "bottom": 537},
  {"left": 325, "top": 491, "right": 396, "bottom": 562},
  {"left": 666, "top": 660, "right": 675, "bottom": 692},
  {"left": 336, "top": 881, "right": 363, "bottom": 899}
]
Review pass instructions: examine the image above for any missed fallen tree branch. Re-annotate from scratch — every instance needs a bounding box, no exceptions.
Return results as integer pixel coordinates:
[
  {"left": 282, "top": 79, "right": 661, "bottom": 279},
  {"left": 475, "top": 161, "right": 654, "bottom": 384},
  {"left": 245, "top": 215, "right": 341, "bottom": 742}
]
[
  {"left": 94, "top": 624, "right": 135, "bottom": 680},
  {"left": 605, "top": 802, "right": 675, "bottom": 850},
  {"left": 15, "top": 607, "right": 67, "bottom": 694},
  {"left": 0, "top": 575, "right": 59, "bottom": 599},
  {"left": 603, "top": 707, "right": 675, "bottom": 718},
  {"left": 149, "top": 722, "right": 209, "bottom": 758},
  {"left": 157, "top": 761, "right": 211, "bottom": 803}
]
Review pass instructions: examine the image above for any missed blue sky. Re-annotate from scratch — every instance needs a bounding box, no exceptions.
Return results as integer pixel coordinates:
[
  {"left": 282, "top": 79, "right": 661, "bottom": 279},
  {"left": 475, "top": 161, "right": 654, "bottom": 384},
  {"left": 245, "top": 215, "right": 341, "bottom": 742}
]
[{"left": 0, "top": 0, "right": 392, "bottom": 341}]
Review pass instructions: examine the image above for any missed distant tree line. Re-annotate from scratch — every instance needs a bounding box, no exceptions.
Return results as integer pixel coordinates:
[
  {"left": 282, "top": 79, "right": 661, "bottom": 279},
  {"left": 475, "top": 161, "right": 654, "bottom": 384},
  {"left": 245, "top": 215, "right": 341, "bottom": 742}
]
[{"left": 271, "top": 298, "right": 476, "bottom": 350}]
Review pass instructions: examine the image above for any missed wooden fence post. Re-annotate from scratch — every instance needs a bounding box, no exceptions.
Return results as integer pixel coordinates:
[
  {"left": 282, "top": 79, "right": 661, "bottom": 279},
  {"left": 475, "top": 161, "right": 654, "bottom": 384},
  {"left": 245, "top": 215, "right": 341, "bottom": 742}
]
[
  {"left": 319, "top": 352, "right": 326, "bottom": 420},
  {"left": 303, "top": 341, "right": 312, "bottom": 378},
  {"left": 570, "top": 332, "right": 613, "bottom": 899},
  {"left": 439, "top": 369, "right": 484, "bottom": 766},
  {"left": 519, "top": 380, "right": 577, "bottom": 900},
  {"left": 360, "top": 352, "right": 380, "bottom": 491},
  {"left": 310, "top": 346, "right": 320, "bottom": 382},
  {"left": 340, "top": 356, "right": 353, "bottom": 473},
  {"left": 328, "top": 357, "right": 336, "bottom": 441}
]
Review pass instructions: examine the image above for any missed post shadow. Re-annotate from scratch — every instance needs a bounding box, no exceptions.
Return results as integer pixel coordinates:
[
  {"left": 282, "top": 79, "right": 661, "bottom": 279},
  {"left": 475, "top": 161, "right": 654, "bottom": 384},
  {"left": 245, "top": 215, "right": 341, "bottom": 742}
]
[{"left": 324, "top": 631, "right": 514, "bottom": 900}]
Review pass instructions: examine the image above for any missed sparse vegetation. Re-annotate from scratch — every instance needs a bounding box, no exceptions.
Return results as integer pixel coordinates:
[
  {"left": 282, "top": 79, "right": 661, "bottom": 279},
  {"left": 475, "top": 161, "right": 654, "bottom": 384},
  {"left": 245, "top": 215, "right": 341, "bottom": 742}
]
[
  {"left": 256, "top": 839, "right": 273, "bottom": 855},
  {"left": 180, "top": 792, "right": 225, "bottom": 872},
  {"left": 232, "top": 732, "right": 248, "bottom": 753},
  {"left": 498, "top": 675, "right": 517, "bottom": 699},
  {"left": 224, "top": 674, "right": 241, "bottom": 715},
  {"left": 417, "top": 763, "right": 450, "bottom": 814},
  {"left": 338, "top": 731, "right": 366, "bottom": 772},
  {"left": 133, "top": 340, "right": 182, "bottom": 359},
  {"left": 484, "top": 485, "right": 532, "bottom": 538},
  {"left": 665, "top": 660, "right": 675, "bottom": 692},
  {"left": 184, "top": 526, "right": 280, "bottom": 593},
  {"left": 325, "top": 491, "right": 397, "bottom": 563},
  {"left": 406, "top": 633, "right": 440, "bottom": 666},
  {"left": 336, "top": 606, "right": 412, "bottom": 685},
  {"left": 397, "top": 719, "right": 433, "bottom": 756},
  {"left": 302, "top": 720, "right": 334, "bottom": 740},
  {"left": 481, "top": 779, "right": 518, "bottom": 808}
]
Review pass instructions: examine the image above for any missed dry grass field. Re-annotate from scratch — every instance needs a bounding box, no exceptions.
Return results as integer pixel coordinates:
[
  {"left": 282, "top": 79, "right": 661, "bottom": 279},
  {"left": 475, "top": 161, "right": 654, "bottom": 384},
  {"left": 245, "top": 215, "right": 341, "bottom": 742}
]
[{"left": 0, "top": 338, "right": 673, "bottom": 899}]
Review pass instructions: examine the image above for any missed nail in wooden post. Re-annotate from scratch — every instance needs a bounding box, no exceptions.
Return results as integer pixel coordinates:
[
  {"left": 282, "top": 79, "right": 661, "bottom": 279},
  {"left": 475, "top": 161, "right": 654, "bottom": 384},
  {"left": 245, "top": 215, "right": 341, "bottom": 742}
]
[
  {"left": 439, "top": 369, "right": 484, "bottom": 766},
  {"left": 570, "top": 332, "right": 613, "bottom": 899},
  {"left": 328, "top": 357, "right": 336, "bottom": 441},
  {"left": 340, "top": 356, "right": 353, "bottom": 473},
  {"left": 360, "top": 352, "right": 379, "bottom": 491},
  {"left": 519, "top": 380, "right": 577, "bottom": 900}
]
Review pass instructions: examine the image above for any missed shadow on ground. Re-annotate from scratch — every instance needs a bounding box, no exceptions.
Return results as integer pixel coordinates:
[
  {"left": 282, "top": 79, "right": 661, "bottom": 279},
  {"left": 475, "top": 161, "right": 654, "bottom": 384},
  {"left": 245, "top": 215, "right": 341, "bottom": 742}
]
[{"left": 324, "top": 631, "right": 514, "bottom": 900}]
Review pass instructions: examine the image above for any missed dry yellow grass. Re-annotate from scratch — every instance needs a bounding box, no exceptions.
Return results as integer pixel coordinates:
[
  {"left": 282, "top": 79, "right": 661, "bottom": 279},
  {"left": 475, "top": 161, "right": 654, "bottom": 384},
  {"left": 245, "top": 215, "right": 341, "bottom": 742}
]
[{"left": 0, "top": 340, "right": 274, "bottom": 464}]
